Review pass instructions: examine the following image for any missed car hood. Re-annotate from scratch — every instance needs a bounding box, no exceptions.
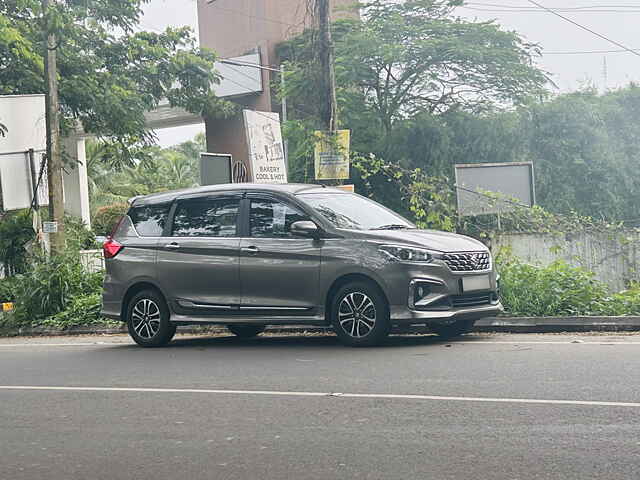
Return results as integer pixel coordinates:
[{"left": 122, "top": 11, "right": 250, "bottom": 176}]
[{"left": 349, "top": 228, "right": 487, "bottom": 253}]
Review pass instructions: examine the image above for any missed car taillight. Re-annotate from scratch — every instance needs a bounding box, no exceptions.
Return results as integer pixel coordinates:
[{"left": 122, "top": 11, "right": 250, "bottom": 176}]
[{"left": 103, "top": 238, "right": 124, "bottom": 259}]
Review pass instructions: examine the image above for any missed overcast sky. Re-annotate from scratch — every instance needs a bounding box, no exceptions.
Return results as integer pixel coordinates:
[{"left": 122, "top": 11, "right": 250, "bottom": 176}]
[{"left": 142, "top": 0, "right": 640, "bottom": 146}]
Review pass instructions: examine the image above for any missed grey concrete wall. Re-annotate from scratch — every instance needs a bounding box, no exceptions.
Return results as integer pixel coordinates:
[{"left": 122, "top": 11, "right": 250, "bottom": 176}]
[{"left": 491, "top": 231, "right": 640, "bottom": 292}]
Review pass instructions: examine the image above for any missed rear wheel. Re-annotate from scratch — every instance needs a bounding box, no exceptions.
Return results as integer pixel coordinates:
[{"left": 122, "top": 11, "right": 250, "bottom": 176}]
[
  {"left": 330, "top": 281, "right": 390, "bottom": 347},
  {"left": 126, "top": 290, "right": 176, "bottom": 347},
  {"left": 226, "top": 325, "right": 266, "bottom": 338},
  {"left": 430, "top": 319, "right": 475, "bottom": 339}
]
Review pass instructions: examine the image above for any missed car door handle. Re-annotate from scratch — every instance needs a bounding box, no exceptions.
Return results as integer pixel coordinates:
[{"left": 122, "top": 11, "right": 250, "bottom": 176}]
[
  {"left": 241, "top": 246, "right": 260, "bottom": 255},
  {"left": 164, "top": 242, "right": 180, "bottom": 250}
]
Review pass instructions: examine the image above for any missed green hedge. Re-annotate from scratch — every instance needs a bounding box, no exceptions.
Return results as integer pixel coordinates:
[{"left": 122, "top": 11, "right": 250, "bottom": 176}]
[{"left": 498, "top": 257, "right": 640, "bottom": 317}]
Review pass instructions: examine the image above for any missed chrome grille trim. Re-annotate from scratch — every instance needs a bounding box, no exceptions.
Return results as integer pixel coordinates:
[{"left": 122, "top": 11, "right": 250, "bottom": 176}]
[{"left": 442, "top": 251, "right": 491, "bottom": 272}]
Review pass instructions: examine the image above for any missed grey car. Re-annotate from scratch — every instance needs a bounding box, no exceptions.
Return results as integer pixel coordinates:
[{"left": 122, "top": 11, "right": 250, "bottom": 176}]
[{"left": 101, "top": 183, "right": 502, "bottom": 347}]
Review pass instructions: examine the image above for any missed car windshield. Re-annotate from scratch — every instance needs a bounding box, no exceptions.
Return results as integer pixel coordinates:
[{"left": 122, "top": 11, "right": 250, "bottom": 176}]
[{"left": 298, "top": 192, "right": 414, "bottom": 230}]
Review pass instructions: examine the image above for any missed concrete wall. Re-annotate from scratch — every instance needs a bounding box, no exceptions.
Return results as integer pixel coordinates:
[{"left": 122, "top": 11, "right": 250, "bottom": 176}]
[{"left": 491, "top": 231, "right": 640, "bottom": 292}]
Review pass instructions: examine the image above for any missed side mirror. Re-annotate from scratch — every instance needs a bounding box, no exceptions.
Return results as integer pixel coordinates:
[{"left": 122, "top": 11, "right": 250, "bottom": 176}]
[{"left": 290, "top": 220, "right": 320, "bottom": 239}]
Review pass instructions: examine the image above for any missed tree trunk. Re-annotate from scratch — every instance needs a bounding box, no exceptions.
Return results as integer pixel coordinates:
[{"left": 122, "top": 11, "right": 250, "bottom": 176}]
[{"left": 42, "top": 0, "right": 65, "bottom": 253}]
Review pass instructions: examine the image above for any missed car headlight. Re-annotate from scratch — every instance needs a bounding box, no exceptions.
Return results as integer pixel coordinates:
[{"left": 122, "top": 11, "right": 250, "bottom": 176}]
[{"left": 379, "top": 245, "right": 435, "bottom": 263}]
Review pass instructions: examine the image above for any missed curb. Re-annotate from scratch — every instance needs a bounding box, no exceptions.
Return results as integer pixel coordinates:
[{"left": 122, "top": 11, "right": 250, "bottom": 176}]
[{"left": 1, "top": 317, "right": 639, "bottom": 337}]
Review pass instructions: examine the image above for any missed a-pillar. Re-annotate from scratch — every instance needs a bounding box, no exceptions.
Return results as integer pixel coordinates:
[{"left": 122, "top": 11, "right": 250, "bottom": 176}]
[{"left": 62, "top": 135, "right": 91, "bottom": 229}]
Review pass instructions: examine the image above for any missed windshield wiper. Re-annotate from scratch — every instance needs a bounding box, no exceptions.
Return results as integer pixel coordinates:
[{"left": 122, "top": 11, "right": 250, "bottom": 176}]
[{"left": 370, "top": 224, "right": 413, "bottom": 230}]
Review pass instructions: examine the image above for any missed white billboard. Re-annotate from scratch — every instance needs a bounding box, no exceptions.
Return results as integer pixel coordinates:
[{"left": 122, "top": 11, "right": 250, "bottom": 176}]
[
  {"left": 0, "top": 94, "right": 46, "bottom": 154},
  {"left": 243, "top": 109, "right": 287, "bottom": 184},
  {"left": 0, "top": 95, "right": 48, "bottom": 210},
  {"left": 454, "top": 162, "right": 535, "bottom": 217}
]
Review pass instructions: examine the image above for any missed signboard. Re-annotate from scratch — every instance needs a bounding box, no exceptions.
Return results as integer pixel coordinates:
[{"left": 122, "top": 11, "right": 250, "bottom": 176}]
[
  {"left": 200, "top": 153, "right": 232, "bottom": 185},
  {"left": 0, "top": 95, "right": 49, "bottom": 211},
  {"left": 314, "top": 130, "right": 350, "bottom": 180},
  {"left": 42, "top": 221, "right": 58, "bottom": 234},
  {"left": 243, "top": 110, "right": 287, "bottom": 184},
  {"left": 0, "top": 94, "right": 46, "bottom": 154},
  {"left": 454, "top": 162, "right": 535, "bottom": 217}
]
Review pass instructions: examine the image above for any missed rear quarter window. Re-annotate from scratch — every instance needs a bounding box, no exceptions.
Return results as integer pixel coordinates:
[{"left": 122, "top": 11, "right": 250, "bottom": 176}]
[{"left": 128, "top": 204, "right": 171, "bottom": 237}]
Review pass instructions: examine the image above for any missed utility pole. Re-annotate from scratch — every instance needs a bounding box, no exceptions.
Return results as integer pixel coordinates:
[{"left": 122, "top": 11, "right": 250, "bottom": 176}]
[
  {"left": 316, "top": 0, "right": 338, "bottom": 132},
  {"left": 42, "top": 0, "right": 65, "bottom": 252}
]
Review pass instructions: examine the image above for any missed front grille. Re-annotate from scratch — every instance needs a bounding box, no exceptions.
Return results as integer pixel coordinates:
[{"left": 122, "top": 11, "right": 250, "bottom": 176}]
[
  {"left": 451, "top": 292, "right": 493, "bottom": 308},
  {"left": 442, "top": 251, "right": 491, "bottom": 272}
]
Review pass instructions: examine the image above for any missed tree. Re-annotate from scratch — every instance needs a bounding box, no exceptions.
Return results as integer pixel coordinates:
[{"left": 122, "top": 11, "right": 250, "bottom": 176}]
[
  {"left": 2, "top": 0, "right": 233, "bottom": 160},
  {"left": 1, "top": 0, "right": 233, "bottom": 245},
  {"left": 280, "top": 0, "right": 547, "bottom": 138},
  {"left": 87, "top": 134, "right": 203, "bottom": 212}
]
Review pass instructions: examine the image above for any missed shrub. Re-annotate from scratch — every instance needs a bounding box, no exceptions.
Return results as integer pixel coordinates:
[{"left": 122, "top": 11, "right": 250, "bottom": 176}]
[
  {"left": 65, "top": 215, "right": 98, "bottom": 250},
  {"left": 0, "top": 210, "right": 35, "bottom": 276},
  {"left": 42, "top": 293, "right": 118, "bottom": 329},
  {"left": 11, "top": 251, "right": 104, "bottom": 325},
  {"left": 0, "top": 276, "right": 18, "bottom": 303},
  {"left": 497, "top": 255, "right": 640, "bottom": 317},
  {"left": 92, "top": 203, "right": 129, "bottom": 237}
]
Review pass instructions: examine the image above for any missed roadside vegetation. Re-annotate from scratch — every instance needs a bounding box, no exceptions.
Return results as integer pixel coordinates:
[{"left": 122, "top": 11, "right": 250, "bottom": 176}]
[{"left": 3, "top": 0, "right": 640, "bottom": 331}]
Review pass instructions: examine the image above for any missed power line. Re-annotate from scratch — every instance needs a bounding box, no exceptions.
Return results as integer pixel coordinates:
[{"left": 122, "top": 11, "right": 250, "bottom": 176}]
[
  {"left": 524, "top": 0, "right": 640, "bottom": 59},
  {"left": 463, "top": 6, "right": 640, "bottom": 13},
  {"left": 545, "top": 48, "right": 640, "bottom": 55},
  {"left": 467, "top": 2, "right": 640, "bottom": 11}
]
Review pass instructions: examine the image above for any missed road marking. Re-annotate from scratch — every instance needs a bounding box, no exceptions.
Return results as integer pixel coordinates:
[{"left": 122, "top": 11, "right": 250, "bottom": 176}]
[
  {"left": 0, "top": 342, "right": 117, "bottom": 347},
  {"left": 455, "top": 341, "right": 640, "bottom": 345},
  {"left": 1, "top": 385, "right": 639, "bottom": 408}
]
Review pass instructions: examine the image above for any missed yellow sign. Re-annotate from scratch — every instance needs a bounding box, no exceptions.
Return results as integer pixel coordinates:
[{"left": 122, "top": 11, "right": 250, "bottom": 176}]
[
  {"left": 335, "top": 184, "right": 355, "bottom": 193},
  {"left": 2, "top": 302, "right": 14, "bottom": 312},
  {"left": 314, "top": 130, "right": 351, "bottom": 180}
]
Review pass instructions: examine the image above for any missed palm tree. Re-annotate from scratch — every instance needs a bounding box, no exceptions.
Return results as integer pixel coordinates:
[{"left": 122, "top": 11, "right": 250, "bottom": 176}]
[{"left": 86, "top": 137, "right": 201, "bottom": 213}]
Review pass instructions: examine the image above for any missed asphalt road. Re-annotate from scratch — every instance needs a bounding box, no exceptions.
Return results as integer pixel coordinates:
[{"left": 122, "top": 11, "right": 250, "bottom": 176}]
[{"left": 1, "top": 331, "right": 639, "bottom": 480}]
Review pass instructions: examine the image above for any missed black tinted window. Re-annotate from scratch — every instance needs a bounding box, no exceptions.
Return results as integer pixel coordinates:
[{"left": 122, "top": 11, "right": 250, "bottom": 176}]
[
  {"left": 129, "top": 204, "right": 170, "bottom": 237},
  {"left": 172, "top": 197, "right": 239, "bottom": 237},
  {"left": 250, "top": 200, "right": 307, "bottom": 238}
]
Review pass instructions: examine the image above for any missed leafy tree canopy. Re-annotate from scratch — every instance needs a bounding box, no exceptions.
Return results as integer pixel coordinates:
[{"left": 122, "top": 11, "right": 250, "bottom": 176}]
[
  {"left": 279, "top": 0, "right": 548, "bottom": 137},
  {"left": 0, "top": 0, "right": 232, "bottom": 163}
]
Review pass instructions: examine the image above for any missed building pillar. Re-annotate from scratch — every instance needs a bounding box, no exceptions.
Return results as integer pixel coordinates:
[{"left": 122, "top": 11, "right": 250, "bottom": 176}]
[{"left": 62, "top": 135, "right": 91, "bottom": 228}]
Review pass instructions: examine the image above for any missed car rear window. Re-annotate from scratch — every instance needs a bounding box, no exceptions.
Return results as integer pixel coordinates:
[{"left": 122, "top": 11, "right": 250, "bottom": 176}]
[{"left": 128, "top": 204, "right": 171, "bottom": 237}]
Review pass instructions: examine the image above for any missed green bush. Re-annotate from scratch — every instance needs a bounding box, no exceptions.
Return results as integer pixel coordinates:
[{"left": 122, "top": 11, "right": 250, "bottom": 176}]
[
  {"left": 11, "top": 251, "right": 104, "bottom": 326},
  {"left": 0, "top": 210, "right": 35, "bottom": 276},
  {"left": 65, "top": 215, "right": 98, "bottom": 250},
  {"left": 498, "top": 255, "right": 640, "bottom": 317},
  {"left": 42, "top": 293, "right": 117, "bottom": 329},
  {"left": 0, "top": 276, "right": 18, "bottom": 303},
  {"left": 92, "top": 203, "right": 128, "bottom": 237}
]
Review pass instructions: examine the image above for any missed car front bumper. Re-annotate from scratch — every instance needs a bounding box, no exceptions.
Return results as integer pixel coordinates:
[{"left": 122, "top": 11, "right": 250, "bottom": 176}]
[{"left": 390, "top": 301, "right": 503, "bottom": 325}]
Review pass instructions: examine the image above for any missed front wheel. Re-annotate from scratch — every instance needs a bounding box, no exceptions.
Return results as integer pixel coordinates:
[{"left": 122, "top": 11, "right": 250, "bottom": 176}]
[
  {"left": 126, "top": 290, "right": 176, "bottom": 347},
  {"left": 331, "top": 281, "right": 390, "bottom": 347},
  {"left": 430, "top": 319, "right": 475, "bottom": 339},
  {"left": 226, "top": 325, "right": 266, "bottom": 338}
]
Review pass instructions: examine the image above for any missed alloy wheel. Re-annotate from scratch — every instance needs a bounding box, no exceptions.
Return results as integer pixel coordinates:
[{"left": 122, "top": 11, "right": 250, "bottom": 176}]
[
  {"left": 338, "top": 292, "right": 377, "bottom": 338},
  {"left": 131, "top": 299, "right": 161, "bottom": 339}
]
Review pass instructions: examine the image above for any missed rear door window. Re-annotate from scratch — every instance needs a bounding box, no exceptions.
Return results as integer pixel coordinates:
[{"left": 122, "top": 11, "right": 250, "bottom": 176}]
[
  {"left": 172, "top": 197, "right": 240, "bottom": 237},
  {"left": 128, "top": 204, "right": 170, "bottom": 237}
]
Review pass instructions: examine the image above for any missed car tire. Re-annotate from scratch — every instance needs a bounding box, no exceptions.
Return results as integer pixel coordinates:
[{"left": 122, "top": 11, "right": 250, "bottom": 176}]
[
  {"left": 226, "top": 325, "right": 266, "bottom": 338},
  {"left": 126, "top": 289, "right": 176, "bottom": 347},
  {"left": 430, "top": 319, "right": 475, "bottom": 339},
  {"left": 330, "top": 281, "right": 390, "bottom": 347}
]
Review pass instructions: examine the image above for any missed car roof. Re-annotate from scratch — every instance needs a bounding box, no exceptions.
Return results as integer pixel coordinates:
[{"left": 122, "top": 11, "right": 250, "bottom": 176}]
[{"left": 130, "top": 183, "right": 350, "bottom": 206}]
